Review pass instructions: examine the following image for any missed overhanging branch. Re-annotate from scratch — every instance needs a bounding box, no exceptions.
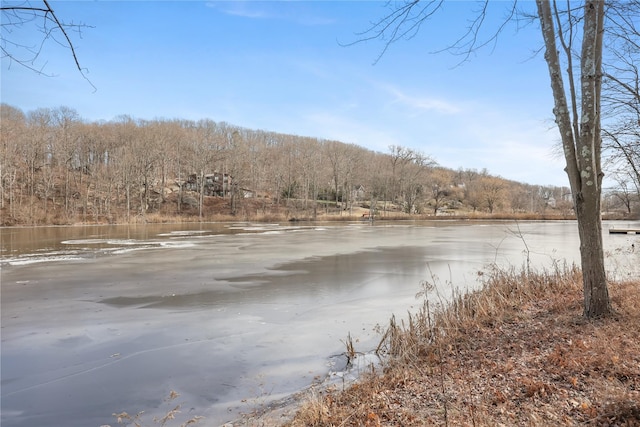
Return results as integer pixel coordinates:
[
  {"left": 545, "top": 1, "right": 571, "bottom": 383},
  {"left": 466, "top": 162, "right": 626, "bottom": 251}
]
[{"left": 1, "top": 1, "right": 95, "bottom": 90}]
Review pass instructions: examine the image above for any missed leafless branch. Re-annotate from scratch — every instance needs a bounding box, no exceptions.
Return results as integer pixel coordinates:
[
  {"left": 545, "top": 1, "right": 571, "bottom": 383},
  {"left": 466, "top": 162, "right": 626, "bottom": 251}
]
[
  {"left": 339, "top": 0, "right": 443, "bottom": 65},
  {"left": 433, "top": 0, "right": 518, "bottom": 63},
  {"left": 1, "top": 0, "right": 95, "bottom": 90},
  {"left": 343, "top": 0, "right": 524, "bottom": 67}
]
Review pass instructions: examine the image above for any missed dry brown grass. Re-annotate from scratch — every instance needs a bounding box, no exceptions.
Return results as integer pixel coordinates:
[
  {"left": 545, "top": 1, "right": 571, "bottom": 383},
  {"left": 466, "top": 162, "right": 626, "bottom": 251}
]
[{"left": 285, "top": 266, "right": 640, "bottom": 427}]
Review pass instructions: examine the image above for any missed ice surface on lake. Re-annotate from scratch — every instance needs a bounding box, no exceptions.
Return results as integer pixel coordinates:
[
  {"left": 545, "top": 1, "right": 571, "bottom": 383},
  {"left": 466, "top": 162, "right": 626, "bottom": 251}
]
[{"left": 1, "top": 220, "right": 637, "bottom": 427}]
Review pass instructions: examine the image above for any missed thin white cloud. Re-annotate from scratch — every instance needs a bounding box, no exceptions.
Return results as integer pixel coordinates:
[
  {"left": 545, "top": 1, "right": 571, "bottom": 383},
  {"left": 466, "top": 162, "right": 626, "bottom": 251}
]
[
  {"left": 206, "top": 1, "right": 270, "bottom": 19},
  {"left": 437, "top": 111, "right": 568, "bottom": 186},
  {"left": 303, "top": 111, "right": 401, "bottom": 151},
  {"left": 206, "top": 1, "right": 335, "bottom": 25},
  {"left": 378, "top": 83, "right": 462, "bottom": 115}
]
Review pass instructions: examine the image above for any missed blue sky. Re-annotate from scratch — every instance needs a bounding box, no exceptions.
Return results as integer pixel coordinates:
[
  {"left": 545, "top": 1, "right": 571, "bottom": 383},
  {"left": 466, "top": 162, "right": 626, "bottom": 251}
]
[{"left": 1, "top": 1, "right": 569, "bottom": 187}]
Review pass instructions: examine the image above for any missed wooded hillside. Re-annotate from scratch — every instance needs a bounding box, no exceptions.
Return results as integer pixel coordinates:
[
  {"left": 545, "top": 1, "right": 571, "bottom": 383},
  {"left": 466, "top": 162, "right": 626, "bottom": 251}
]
[{"left": 2, "top": 103, "right": 629, "bottom": 226}]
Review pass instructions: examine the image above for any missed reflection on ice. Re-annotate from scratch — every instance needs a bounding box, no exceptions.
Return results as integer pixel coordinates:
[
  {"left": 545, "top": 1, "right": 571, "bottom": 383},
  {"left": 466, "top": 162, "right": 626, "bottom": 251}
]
[
  {"left": 2, "top": 237, "right": 198, "bottom": 265},
  {"left": 156, "top": 230, "right": 208, "bottom": 237},
  {"left": 61, "top": 238, "right": 142, "bottom": 245},
  {"left": 6, "top": 255, "right": 86, "bottom": 266},
  {"left": 227, "top": 223, "right": 322, "bottom": 234},
  {"left": 110, "top": 246, "right": 156, "bottom": 255},
  {"left": 227, "top": 223, "right": 280, "bottom": 231},
  {"left": 158, "top": 241, "right": 197, "bottom": 248}
]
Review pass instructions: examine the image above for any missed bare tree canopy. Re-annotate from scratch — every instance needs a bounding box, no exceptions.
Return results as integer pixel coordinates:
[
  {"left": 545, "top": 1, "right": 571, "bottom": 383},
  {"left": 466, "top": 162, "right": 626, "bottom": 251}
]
[
  {"left": 1, "top": 0, "right": 94, "bottom": 88},
  {"left": 602, "top": 1, "right": 640, "bottom": 202}
]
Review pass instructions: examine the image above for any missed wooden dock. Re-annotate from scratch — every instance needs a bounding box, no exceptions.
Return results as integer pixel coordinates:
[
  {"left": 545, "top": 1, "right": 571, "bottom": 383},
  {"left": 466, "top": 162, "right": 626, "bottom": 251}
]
[{"left": 609, "top": 228, "right": 640, "bottom": 235}]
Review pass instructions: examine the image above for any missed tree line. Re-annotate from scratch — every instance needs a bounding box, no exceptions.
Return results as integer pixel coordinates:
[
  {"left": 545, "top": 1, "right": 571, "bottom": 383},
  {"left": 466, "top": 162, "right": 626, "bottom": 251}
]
[{"left": 0, "top": 103, "right": 634, "bottom": 225}]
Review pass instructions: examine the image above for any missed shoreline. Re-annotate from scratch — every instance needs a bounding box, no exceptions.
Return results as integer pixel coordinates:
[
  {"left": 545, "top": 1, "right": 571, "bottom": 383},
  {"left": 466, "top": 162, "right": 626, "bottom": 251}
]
[
  {"left": 272, "top": 265, "right": 640, "bottom": 426},
  {"left": 2, "top": 211, "right": 638, "bottom": 229}
]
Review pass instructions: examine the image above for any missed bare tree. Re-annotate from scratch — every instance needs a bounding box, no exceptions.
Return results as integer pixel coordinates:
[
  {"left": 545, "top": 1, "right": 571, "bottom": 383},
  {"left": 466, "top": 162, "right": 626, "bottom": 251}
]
[
  {"left": 109, "top": 116, "right": 138, "bottom": 222},
  {"left": 536, "top": 0, "right": 612, "bottom": 317},
  {"left": 601, "top": 2, "right": 640, "bottom": 205},
  {"left": 274, "top": 135, "right": 299, "bottom": 204},
  {"left": 81, "top": 121, "right": 116, "bottom": 220},
  {"left": 608, "top": 171, "right": 639, "bottom": 215},
  {"left": 300, "top": 138, "right": 321, "bottom": 214},
  {"left": 388, "top": 145, "right": 414, "bottom": 207},
  {"left": 1, "top": 0, "right": 94, "bottom": 89},
  {"left": 324, "top": 140, "right": 349, "bottom": 213},
  {"left": 359, "top": 0, "right": 617, "bottom": 317},
  {"left": 479, "top": 175, "right": 506, "bottom": 214},
  {"left": 243, "top": 130, "right": 270, "bottom": 206},
  {"left": 50, "top": 106, "right": 81, "bottom": 217},
  {"left": 224, "top": 125, "right": 250, "bottom": 216},
  {"left": 0, "top": 104, "right": 25, "bottom": 222},
  {"left": 365, "top": 151, "right": 394, "bottom": 216},
  {"left": 510, "top": 183, "right": 533, "bottom": 214},
  {"left": 187, "top": 119, "right": 225, "bottom": 219},
  {"left": 464, "top": 179, "right": 484, "bottom": 213},
  {"left": 427, "top": 168, "right": 454, "bottom": 215},
  {"left": 602, "top": 0, "right": 640, "bottom": 192},
  {"left": 388, "top": 145, "right": 435, "bottom": 213},
  {"left": 24, "top": 108, "right": 52, "bottom": 223}
]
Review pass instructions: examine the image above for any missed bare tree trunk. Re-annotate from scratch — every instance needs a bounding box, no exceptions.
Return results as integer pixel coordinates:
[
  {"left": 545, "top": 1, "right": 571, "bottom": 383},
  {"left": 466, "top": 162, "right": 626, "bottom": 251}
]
[
  {"left": 537, "top": 0, "right": 610, "bottom": 317},
  {"left": 579, "top": 0, "right": 609, "bottom": 317},
  {"left": 126, "top": 183, "right": 131, "bottom": 223},
  {"left": 576, "top": 193, "right": 609, "bottom": 316},
  {"left": 199, "top": 170, "right": 205, "bottom": 220}
]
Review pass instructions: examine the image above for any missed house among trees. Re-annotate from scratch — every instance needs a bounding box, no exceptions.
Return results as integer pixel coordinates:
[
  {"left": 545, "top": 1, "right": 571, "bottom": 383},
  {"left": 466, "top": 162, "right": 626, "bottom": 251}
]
[
  {"left": 352, "top": 184, "right": 366, "bottom": 201},
  {"left": 181, "top": 172, "right": 232, "bottom": 197}
]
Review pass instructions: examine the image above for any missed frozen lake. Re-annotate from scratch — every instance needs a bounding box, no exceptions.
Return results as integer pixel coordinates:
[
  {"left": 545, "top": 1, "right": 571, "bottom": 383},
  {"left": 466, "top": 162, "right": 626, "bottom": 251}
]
[{"left": 1, "top": 220, "right": 638, "bottom": 427}]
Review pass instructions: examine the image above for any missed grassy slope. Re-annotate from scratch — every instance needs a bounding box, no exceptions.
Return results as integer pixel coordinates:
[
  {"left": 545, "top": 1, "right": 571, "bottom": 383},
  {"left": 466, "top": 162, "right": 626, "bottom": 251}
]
[{"left": 280, "top": 266, "right": 640, "bottom": 427}]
